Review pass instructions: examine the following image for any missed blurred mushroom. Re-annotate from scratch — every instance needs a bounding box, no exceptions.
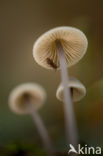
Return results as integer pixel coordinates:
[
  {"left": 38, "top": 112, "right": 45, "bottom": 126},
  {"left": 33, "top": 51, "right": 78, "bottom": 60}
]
[
  {"left": 8, "top": 83, "right": 55, "bottom": 156},
  {"left": 56, "top": 77, "right": 86, "bottom": 102},
  {"left": 33, "top": 26, "right": 88, "bottom": 147}
]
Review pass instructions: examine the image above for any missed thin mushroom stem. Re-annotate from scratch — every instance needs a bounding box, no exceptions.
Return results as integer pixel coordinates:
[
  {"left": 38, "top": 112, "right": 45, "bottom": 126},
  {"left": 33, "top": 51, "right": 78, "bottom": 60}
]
[
  {"left": 56, "top": 41, "right": 78, "bottom": 148},
  {"left": 30, "top": 109, "right": 55, "bottom": 156},
  {"left": 24, "top": 95, "right": 55, "bottom": 156}
]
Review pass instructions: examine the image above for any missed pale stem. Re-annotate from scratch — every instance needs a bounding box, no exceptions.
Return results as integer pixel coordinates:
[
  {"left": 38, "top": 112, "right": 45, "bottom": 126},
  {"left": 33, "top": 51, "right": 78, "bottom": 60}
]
[
  {"left": 24, "top": 95, "right": 55, "bottom": 156},
  {"left": 56, "top": 41, "right": 78, "bottom": 148}
]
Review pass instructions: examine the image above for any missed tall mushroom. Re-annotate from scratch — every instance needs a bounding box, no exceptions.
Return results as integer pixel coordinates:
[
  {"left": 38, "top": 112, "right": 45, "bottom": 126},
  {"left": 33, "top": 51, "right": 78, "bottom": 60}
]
[
  {"left": 33, "top": 26, "right": 88, "bottom": 147},
  {"left": 56, "top": 77, "right": 86, "bottom": 102},
  {"left": 8, "top": 83, "right": 55, "bottom": 156}
]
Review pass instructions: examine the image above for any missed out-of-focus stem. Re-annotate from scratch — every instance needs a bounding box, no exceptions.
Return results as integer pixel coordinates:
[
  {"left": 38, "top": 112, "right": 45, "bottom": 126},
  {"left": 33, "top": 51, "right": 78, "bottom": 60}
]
[{"left": 24, "top": 94, "right": 55, "bottom": 156}]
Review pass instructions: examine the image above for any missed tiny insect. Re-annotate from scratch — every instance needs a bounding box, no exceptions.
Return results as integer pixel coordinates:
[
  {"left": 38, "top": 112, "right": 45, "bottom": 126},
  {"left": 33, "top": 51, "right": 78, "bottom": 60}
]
[
  {"left": 70, "top": 88, "right": 73, "bottom": 96},
  {"left": 46, "top": 58, "right": 58, "bottom": 69}
]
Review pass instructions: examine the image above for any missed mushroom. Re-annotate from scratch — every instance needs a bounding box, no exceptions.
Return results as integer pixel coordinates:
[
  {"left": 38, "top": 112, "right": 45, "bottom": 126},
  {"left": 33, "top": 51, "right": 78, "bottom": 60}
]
[
  {"left": 8, "top": 83, "right": 55, "bottom": 156},
  {"left": 33, "top": 26, "right": 88, "bottom": 147},
  {"left": 56, "top": 77, "right": 86, "bottom": 102}
]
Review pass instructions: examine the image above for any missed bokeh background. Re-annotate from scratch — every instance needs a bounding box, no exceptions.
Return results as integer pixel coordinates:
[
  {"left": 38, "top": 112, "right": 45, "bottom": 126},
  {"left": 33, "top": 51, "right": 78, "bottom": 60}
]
[{"left": 0, "top": 0, "right": 103, "bottom": 155}]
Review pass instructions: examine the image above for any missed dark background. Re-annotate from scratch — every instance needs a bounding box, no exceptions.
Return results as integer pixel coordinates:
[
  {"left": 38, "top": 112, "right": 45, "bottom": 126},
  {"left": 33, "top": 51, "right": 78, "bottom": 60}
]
[{"left": 0, "top": 0, "right": 103, "bottom": 155}]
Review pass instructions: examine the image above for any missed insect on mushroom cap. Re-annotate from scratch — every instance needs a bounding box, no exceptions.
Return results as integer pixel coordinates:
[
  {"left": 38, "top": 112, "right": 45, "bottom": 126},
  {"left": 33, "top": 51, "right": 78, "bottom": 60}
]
[
  {"left": 56, "top": 77, "right": 86, "bottom": 102},
  {"left": 8, "top": 83, "right": 46, "bottom": 114},
  {"left": 33, "top": 26, "right": 88, "bottom": 70}
]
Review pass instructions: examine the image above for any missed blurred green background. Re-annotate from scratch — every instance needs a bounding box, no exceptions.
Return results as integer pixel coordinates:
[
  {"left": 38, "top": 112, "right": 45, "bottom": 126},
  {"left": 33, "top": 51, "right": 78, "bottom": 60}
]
[{"left": 0, "top": 0, "right": 103, "bottom": 155}]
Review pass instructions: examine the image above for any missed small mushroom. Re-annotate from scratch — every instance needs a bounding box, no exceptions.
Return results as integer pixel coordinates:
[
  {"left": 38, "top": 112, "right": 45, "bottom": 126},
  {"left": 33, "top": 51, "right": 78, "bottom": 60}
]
[
  {"left": 8, "top": 83, "right": 54, "bottom": 156},
  {"left": 56, "top": 77, "right": 86, "bottom": 102},
  {"left": 33, "top": 26, "right": 88, "bottom": 147},
  {"left": 33, "top": 26, "right": 87, "bottom": 70}
]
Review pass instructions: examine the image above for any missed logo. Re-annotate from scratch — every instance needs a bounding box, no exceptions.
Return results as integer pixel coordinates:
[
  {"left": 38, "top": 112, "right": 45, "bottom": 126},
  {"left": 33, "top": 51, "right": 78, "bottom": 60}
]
[{"left": 68, "top": 144, "right": 102, "bottom": 155}]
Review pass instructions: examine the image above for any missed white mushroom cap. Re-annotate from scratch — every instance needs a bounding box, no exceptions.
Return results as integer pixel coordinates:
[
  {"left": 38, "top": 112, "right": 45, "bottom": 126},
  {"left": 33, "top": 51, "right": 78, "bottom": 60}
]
[
  {"left": 8, "top": 83, "right": 46, "bottom": 114},
  {"left": 33, "top": 26, "right": 88, "bottom": 69},
  {"left": 56, "top": 77, "right": 86, "bottom": 102}
]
